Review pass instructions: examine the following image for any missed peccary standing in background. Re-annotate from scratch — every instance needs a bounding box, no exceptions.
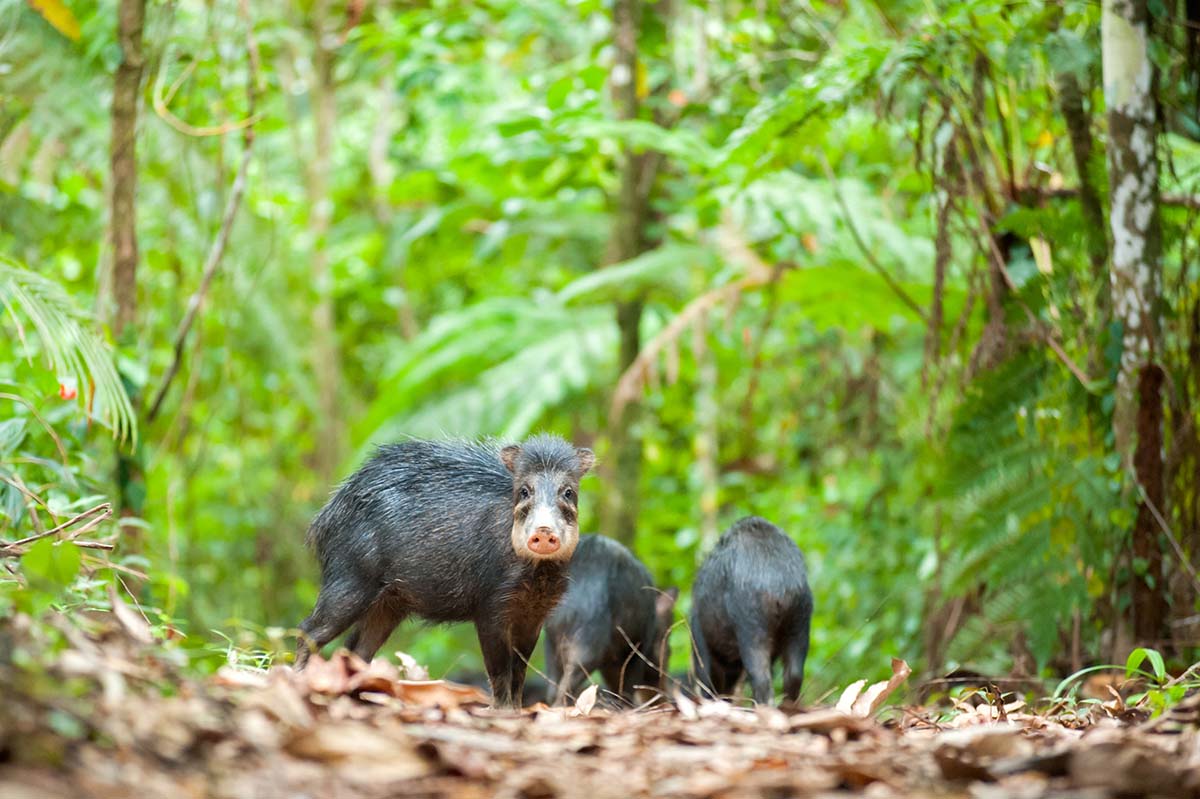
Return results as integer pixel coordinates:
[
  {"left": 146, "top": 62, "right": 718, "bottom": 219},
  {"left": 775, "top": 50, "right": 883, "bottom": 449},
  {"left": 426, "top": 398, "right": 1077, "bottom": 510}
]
[
  {"left": 544, "top": 535, "right": 678, "bottom": 705},
  {"left": 690, "top": 516, "right": 812, "bottom": 706},
  {"left": 296, "top": 434, "right": 594, "bottom": 707}
]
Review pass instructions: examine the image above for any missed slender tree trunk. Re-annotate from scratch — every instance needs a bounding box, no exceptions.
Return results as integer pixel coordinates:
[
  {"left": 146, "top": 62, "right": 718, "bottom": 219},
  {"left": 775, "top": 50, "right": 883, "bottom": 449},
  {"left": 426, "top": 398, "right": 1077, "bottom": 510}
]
[
  {"left": 1057, "top": 72, "right": 1108, "bottom": 284},
  {"left": 1103, "top": 0, "right": 1167, "bottom": 646},
  {"left": 110, "top": 0, "right": 145, "bottom": 339},
  {"left": 110, "top": 0, "right": 146, "bottom": 535},
  {"left": 604, "top": 0, "right": 649, "bottom": 547},
  {"left": 1049, "top": 1, "right": 1108, "bottom": 292},
  {"left": 308, "top": 3, "right": 342, "bottom": 481},
  {"left": 366, "top": 65, "right": 418, "bottom": 341},
  {"left": 694, "top": 337, "right": 719, "bottom": 554}
]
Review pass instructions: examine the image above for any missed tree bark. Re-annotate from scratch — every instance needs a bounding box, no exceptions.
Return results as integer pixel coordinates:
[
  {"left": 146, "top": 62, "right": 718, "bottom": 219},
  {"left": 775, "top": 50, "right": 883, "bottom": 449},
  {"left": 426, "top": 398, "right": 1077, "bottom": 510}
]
[
  {"left": 694, "top": 335, "right": 719, "bottom": 554},
  {"left": 1057, "top": 72, "right": 1108, "bottom": 285},
  {"left": 110, "top": 0, "right": 146, "bottom": 338},
  {"left": 1103, "top": 0, "right": 1167, "bottom": 645},
  {"left": 603, "top": 0, "right": 652, "bottom": 547},
  {"left": 109, "top": 0, "right": 147, "bottom": 536},
  {"left": 308, "top": 3, "right": 342, "bottom": 481}
]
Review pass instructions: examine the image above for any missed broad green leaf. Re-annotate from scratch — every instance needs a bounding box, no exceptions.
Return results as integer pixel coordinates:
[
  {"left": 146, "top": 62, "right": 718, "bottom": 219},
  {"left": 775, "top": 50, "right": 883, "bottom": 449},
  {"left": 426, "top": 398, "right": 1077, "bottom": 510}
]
[
  {"left": 1126, "top": 647, "right": 1166, "bottom": 682},
  {"left": 555, "top": 117, "right": 715, "bottom": 167},
  {"left": 558, "top": 244, "right": 716, "bottom": 304},
  {"left": 0, "top": 419, "right": 26, "bottom": 457},
  {"left": 497, "top": 116, "right": 545, "bottom": 137},
  {"left": 21, "top": 537, "right": 81, "bottom": 591}
]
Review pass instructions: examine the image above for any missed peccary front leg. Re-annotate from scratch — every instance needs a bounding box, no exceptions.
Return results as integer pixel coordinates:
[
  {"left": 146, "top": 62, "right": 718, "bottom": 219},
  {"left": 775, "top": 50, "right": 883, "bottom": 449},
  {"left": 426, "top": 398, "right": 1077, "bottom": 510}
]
[
  {"left": 477, "top": 620, "right": 517, "bottom": 708},
  {"left": 507, "top": 621, "right": 542, "bottom": 709}
]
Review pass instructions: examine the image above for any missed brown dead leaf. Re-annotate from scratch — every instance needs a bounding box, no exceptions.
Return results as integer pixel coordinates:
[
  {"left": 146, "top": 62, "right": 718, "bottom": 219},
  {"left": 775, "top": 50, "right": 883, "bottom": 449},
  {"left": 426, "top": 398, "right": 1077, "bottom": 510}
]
[
  {"left": 1070, "top": 739, "right": 1190, "bottom": 797},
  {"left": 285, "top": 722, "right": 393, "bottom": 762},
  {"left": 108, "top": 584, "right": 153, "bottom": 644},
  {"left": 788, "top": 708, "right": 877, "bottom": 736},
  {"left": 213, "top": 666, "right": 268, "bottom": 689},
  {"left": 393, "top": 679, "right": 491, "bottom": 708},
  {"left": 285, "top": 722, "right": 437, "bottom": 783},
  {"left": 835, "top": 659, "right": 912, "bottom": 719},
  {"left": 394, "top": 650, "right": 430, "bottom": 680},
  {"left": 933, "top": 724, "right": 1032, "bottom": 781},
  {"left": 574, "top": 684, "right": 598, "bottom": 716},
  {"left": 345, "top": 656, "right": 400, "bottom": 695},
  {"left": 675, "top": 689, "right": 699, "bottom": 720},
  {"left": 850, "top": 658, "right": 911, "bottom": 717},
  {"left": 244, "top": 671, "right": 313, "bottom": 729},
  {"left": 835, "top": 679, "right": 868, "bottom": 714},
  {"left": 300, "top": 651, "right": 357, "bottom": 695}
]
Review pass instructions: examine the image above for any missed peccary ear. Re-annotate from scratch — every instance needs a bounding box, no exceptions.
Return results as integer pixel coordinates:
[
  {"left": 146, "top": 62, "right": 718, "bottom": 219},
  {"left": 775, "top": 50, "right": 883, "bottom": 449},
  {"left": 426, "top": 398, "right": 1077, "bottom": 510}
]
[
  {"left": 500, "top": 445, "right": 521, "bottom": 473},
  {"left": 655, "top": 587, "right": 679, "bottom": 621},
  {"left": 575, "top": 447, "right": 595, "bottom": 474}
]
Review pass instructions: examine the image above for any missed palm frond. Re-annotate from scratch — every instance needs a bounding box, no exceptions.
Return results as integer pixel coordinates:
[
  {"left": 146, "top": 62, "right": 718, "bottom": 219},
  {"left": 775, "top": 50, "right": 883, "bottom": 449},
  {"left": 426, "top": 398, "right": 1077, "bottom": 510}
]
[
  {"left": 0, "top": 256, "right": 137, "bottom": 445},
  {"left": 356, "top": 298, "right": 620, "bottom": 455}
]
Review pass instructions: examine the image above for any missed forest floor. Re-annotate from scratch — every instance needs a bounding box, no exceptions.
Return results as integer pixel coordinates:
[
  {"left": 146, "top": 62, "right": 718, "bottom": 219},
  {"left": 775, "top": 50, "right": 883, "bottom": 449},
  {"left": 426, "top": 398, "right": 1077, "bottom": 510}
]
[{"left": 3, "top": 609, "right": 1199, "bottom": 799}]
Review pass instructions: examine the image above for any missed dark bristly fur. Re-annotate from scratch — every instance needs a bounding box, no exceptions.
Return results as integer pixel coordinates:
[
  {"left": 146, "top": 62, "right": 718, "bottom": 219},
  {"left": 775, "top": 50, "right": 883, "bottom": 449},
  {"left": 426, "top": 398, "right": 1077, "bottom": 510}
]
[
  {"left": 544, "top": 535, "right": 677, "bottom": 706},
  {"left": 295, "top": 434, "right": 593, "bottom": 708},
  {"left": 690, "top": 516, "right": 813, "bottom": 706}
]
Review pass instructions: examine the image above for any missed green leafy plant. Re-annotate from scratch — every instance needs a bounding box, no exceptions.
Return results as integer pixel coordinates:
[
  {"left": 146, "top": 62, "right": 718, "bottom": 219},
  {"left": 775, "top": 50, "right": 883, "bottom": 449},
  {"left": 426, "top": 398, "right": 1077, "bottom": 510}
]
[{"left": 0, "top": 256, "right": 136, "bottom": 445}]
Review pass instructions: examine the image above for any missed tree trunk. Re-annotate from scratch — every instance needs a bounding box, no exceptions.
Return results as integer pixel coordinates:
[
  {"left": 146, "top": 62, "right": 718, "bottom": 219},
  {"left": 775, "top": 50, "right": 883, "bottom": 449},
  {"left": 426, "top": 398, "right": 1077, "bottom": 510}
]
[
  {"left": 1103, "top": 0, "right": 1167, "bottom": 646},
  {"left": 1049, "top": 0, "right": 1108, "bottom": 295},
  {"left": 603, "top": 0, "right": 650, "bottom": 547},
  {"left": 308, "top": 3, "right": 342, "bottom": 482},
  {"left": 694, "top": 337, "right": 719, "bottom": 554},
  {"left": 1057, "top": 72, "right": 1108, "bottom": 286},
  {"left": 110, "top": 0, "right": 146, "bottom": 535},
  {"left": 110, "top": 0, "right": 145, "bottom": 339}
]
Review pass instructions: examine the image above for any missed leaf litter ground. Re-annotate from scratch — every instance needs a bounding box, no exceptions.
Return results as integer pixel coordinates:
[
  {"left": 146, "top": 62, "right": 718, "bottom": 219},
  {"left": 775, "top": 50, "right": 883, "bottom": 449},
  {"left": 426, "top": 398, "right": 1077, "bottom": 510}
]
[{"left": 3, "top": 613, "right": 1200, "bottom": 799}]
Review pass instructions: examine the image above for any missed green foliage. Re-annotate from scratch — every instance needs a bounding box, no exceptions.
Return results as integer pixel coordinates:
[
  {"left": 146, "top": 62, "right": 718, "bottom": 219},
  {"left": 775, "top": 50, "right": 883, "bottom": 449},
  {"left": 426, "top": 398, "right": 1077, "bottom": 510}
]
[
  {"left": 18, "top": 538, "right": 82, "bottom": 614},
  {"left": 0, "top": 256, "right": 136, "bottom": 444},
  {"left": 1126, "top": 647, "right": 1166, "bottom": 683}
]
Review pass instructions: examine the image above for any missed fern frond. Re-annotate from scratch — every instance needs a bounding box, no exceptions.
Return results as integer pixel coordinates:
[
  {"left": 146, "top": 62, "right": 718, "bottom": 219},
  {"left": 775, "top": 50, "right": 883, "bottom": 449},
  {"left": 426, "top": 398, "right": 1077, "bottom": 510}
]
[
  {"left": 0, "top": 256, "right": 136, "bottom": 444},
  {"left": 356, "top": 299, "right": 620, "bottom": 454}
]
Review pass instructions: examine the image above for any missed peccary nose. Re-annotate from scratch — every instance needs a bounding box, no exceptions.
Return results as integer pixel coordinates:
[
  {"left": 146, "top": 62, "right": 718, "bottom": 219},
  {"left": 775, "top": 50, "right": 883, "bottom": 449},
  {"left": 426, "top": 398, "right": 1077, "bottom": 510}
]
[{"left": 527, "top": 526, "right": 560, "bottom": 555}]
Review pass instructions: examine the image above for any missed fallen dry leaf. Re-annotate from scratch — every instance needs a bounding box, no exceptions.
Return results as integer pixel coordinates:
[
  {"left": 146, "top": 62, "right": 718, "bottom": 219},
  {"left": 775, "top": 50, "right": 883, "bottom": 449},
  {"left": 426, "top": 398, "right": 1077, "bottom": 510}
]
[
  {"left": 285, "top": 721, "right": 438, "bottom": 783},
  {"left": 836, "top": 659, "right": 912, "bottom": 718},
  {"left": 394, "top": 650, "right": 430, "bottom": 681},
  {"left": 12, "top": 634, "right": 1200, "bottom": 799},
  {"left": 300, "top": 651, "right": 356, "bottom": 695},
  {"left": 213, "top": 665, "right": 268, "bottom": 689},
  {"left": 574, "top": 684, "right": 598, "bottom": 715},
  {"left": 346, "top": 656, "right": 401, "bottom": 694},
  {"left": 933, "top": 724, "right": 1033, "bottom": 781},
  {"left": 392, "top": 679, "right": 491, "bottom": 708},
  {"left": 836, "top": 679, "right": 868, "bottom": 714},
  {"left": 108, "top": 584, "right": 153, "bottom": 644},
  {"left": 850, "top": 658, "right": 912, "bottom": 717}
]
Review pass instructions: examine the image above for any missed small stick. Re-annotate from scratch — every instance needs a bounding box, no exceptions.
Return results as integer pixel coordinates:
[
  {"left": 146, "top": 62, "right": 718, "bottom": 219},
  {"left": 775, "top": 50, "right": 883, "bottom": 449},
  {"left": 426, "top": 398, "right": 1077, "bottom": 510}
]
[{"left": 0, "top": 502, "right": 112, "bottom": 551}]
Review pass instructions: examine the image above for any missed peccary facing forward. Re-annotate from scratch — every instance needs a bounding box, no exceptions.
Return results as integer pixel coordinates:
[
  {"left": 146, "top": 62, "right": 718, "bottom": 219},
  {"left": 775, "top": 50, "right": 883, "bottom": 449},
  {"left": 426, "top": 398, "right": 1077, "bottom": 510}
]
[{"left": 296, "top": 434, "right": 594, "bottom": 707}]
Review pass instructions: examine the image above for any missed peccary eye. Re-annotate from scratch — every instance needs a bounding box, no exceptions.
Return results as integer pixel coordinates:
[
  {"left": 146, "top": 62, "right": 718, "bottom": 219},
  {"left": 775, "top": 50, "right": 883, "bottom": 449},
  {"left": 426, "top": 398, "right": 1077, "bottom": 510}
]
[
  {"left": 562, "top": 488, "right": 575, "bottom": 502},
  {"left": 519, "top": 486, "right": 531, "bottom": 500}
]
